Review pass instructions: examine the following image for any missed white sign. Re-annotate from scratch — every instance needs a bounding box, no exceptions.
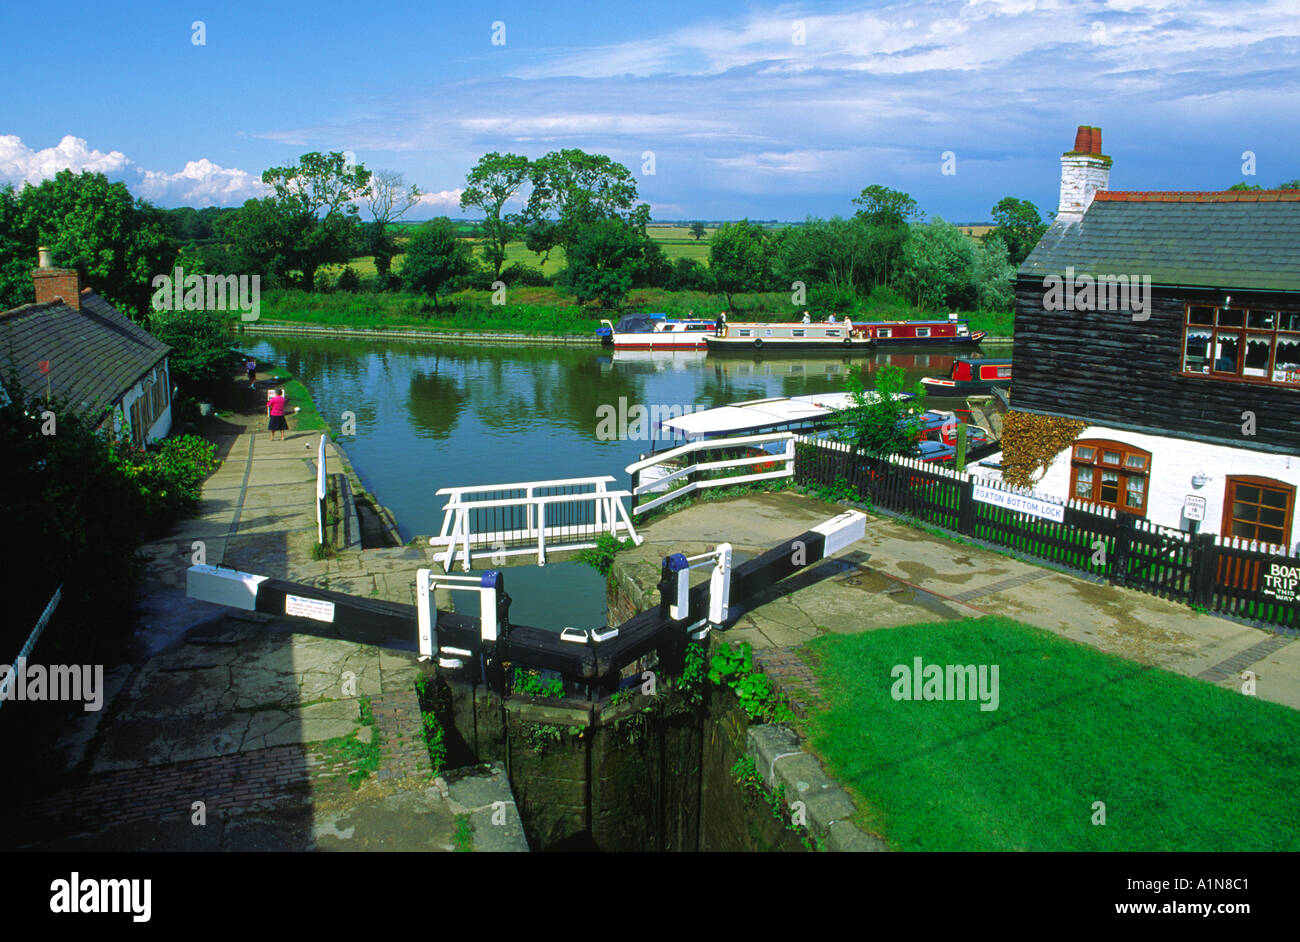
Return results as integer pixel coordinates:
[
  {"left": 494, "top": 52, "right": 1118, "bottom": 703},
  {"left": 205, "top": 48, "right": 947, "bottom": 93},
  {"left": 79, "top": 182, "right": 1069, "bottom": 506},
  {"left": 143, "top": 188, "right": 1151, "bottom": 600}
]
[
  {"left": 1184, "top": 495, "right": 1206, "bottom": 521},
  {"left": 972, "top": 483, "right": 1065, "bottom": 522},
  {"left": 1261, "top": 563, "right": 1300, "bottom": 604},
  {"left": 286, "top": 593, "right": 336, "bottom": 623}
]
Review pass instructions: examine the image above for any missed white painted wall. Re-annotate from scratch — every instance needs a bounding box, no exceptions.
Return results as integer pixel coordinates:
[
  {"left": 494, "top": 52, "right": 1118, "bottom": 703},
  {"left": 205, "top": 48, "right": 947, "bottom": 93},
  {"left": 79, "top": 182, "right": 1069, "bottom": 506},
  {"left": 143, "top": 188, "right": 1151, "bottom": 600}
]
[
  {"left": 976, "top": 426, "right": 1300, "bottom": 551},
  {"left": 114, "top": 360, "right": 172, "bottom": 445}
]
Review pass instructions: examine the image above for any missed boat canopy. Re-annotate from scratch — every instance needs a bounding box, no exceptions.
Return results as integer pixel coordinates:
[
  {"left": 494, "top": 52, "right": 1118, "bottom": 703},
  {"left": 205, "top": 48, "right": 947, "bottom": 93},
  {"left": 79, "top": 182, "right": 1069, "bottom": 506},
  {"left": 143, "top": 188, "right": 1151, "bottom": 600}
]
[
  {"left": 613, "top": 313, "right": 669, "bottom": 333},
  {"left": 661, "top": 391, "right": 907, "bottom": 438}
]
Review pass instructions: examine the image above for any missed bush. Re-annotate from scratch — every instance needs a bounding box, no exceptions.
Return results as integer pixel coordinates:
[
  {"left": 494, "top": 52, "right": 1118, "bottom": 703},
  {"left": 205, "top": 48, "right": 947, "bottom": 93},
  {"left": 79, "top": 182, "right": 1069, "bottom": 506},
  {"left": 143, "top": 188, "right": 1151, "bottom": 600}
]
[
  {"left": 335, "top": 266, "right": 361, "bottom": 292},
  {"left": 499, "top": 262, "right": 551, "bottom": 287},
  {"left": 109, "top": 433, "right": 221, "bottom": 536},
  {"left": 149, "top": 308, "right": 236, "bottom": 399},
  {"left": 666, "top": 257, "right": 715, "bottom": 293},
  {"left": 805, "top": 284, "right": 859, "bottom": 318}
]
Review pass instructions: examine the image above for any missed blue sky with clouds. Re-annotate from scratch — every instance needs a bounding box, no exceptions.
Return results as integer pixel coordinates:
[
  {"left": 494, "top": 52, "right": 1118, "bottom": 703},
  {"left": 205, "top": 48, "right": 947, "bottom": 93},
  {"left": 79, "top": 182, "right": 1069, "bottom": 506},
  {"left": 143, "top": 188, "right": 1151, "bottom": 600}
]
[{"left": 1, "top": 0, "right": 1296, "bottom": 222}]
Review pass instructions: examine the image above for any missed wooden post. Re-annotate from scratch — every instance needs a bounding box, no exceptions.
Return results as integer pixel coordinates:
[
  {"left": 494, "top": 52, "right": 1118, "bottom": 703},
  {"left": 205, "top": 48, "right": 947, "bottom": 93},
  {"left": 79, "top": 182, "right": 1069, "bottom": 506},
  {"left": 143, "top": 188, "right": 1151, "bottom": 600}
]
[{"left": 955, "top": 423, "right": 968, "bottom": 472}]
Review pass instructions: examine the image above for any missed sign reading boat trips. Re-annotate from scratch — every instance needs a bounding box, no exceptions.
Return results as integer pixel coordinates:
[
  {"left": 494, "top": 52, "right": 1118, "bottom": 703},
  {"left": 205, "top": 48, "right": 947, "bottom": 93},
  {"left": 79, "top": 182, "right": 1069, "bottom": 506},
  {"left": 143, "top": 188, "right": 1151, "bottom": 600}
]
[
  {"left": 286, "top": 593, "right": 336, "bottom": 623},
  {"left": 1261, "top": 563, "right": 1300, "bottom": 604},
  {"left": 972, "top": 483, "right": 1065, "bottom": 522}
]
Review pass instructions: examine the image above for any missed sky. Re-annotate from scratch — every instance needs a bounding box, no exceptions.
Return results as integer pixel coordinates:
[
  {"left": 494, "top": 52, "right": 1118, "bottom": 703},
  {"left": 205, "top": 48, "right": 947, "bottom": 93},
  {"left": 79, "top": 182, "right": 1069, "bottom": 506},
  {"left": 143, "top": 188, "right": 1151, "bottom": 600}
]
[{"left": 0, "top": 0, "right": 1296, "bottom": 223}]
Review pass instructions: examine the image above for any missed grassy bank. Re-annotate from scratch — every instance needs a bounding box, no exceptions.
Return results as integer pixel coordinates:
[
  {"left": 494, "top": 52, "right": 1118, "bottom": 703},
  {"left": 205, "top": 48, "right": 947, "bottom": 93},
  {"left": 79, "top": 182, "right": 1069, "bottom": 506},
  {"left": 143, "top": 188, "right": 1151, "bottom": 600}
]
[
  {"left": 261, "top": 364, "right": 328, "bottom": 433},
  {"left": 802, "top": 616, "right": 1300, "bottom": 851},
  {"left": 253, "top": 286, "right": 1014, "bottom": 338}
]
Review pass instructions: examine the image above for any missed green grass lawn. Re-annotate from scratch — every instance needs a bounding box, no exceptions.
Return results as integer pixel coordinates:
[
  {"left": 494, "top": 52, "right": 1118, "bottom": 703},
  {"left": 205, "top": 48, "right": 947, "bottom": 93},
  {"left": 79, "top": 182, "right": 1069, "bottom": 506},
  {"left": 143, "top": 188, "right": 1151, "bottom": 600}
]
[{"left": 802, "top": 616, "right": 1300, "bottom": 851}]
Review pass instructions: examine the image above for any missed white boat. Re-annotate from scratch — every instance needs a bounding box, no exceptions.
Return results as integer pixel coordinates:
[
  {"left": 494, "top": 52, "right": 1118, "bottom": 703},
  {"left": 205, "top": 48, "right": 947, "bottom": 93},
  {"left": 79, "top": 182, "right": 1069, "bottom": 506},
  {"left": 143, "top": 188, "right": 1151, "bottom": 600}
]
[{"left": 597, "top": 313, "right": 718, "bottom": 349}]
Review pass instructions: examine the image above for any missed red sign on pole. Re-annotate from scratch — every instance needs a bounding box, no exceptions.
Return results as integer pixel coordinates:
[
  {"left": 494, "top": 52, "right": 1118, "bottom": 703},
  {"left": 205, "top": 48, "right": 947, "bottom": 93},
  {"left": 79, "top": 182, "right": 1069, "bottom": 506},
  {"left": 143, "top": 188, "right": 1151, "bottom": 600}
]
[{"left": 38, "top": 359, "right": 50, "bottom": 374}]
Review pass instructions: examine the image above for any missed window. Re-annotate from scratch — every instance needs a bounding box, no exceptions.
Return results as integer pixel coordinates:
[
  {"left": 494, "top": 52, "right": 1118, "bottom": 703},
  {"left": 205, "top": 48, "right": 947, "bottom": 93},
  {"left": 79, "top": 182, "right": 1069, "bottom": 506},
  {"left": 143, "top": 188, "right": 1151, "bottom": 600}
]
[
  {"left": 738, "top": 329, "right": 752, "bottom": 337},
  {"left": 791, "top": 329, "right": 806, "bottom": 337},
  {"left": 1182, "top": 304, "right": 1300, "bottom": 386},
  {"left": 877, "top": 328, "right": 891, "bottom": 338},
  {"left": 825, "top": 329, "right": 840, "bottom": 337},
  {"left": 1069, "top": 439, "right": 1151, "bottom": 516},
  {"left": 916, "top": 327, "right": 931, "bottom": 338},
  {"left": 1222, "top": 476, "right": 1294, "bottom": 548}
]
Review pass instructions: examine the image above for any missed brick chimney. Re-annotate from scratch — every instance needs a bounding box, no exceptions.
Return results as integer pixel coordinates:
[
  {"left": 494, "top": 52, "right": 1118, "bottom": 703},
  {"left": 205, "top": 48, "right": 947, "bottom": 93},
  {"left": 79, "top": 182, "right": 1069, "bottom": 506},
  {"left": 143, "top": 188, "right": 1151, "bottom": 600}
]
[
  {"left": 1057, "top": 125, "right": 1111, "bottom": 223},
  {"left": 32, "top": 247, "right": 82, "bottom": 311}
]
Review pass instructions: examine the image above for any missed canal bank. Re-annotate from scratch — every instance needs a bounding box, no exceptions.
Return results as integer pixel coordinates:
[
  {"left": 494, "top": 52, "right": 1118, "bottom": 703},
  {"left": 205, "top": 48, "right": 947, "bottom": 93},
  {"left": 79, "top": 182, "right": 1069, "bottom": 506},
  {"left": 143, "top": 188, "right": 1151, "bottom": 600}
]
[{"left": 241, "top": 320, "right": 600, "bottom": 345}]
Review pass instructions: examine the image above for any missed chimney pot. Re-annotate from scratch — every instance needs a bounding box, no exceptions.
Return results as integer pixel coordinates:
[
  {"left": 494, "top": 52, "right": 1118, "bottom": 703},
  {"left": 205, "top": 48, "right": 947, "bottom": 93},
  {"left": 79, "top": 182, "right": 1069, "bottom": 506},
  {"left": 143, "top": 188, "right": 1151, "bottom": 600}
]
[
  {"left": 38, "top": 246, "right": 53, "bottom": 269},
  {"left": 1073, "top": 126, "right": 1092, "bottom": 153},
  {"left": 1090, "top": 127, "right": 1103, "bottom": 154}
]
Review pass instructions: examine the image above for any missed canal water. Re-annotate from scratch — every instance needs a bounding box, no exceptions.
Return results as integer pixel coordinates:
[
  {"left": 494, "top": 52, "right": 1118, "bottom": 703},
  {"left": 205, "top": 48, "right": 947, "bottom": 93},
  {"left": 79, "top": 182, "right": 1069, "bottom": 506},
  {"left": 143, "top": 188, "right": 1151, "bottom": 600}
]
[{"left": 241, "top": 336, "right": 1010, "bottom": 631}]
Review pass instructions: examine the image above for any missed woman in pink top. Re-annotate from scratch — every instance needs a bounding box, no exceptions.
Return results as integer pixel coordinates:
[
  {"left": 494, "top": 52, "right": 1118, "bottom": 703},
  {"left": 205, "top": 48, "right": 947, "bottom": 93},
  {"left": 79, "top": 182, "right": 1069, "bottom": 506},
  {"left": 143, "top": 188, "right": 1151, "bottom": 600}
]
[{"left": 267, "top": 388, "right": 289, "bottom": 441}]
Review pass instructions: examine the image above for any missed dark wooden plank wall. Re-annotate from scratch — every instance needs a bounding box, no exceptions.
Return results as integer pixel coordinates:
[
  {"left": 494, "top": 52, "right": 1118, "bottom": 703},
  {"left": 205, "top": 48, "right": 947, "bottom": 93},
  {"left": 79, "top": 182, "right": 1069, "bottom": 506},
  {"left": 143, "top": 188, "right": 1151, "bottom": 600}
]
[{"left": 1012, "top": 278, "right": 1300, "bottom": 455}]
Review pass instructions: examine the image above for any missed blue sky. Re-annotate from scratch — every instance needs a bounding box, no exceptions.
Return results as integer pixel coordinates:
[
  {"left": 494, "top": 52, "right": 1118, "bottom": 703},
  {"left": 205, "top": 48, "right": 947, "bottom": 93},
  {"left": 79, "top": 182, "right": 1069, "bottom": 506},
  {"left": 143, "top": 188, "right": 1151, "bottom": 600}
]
[{"left": 1, "top": 0, "right": 1296, "bottom": 222}]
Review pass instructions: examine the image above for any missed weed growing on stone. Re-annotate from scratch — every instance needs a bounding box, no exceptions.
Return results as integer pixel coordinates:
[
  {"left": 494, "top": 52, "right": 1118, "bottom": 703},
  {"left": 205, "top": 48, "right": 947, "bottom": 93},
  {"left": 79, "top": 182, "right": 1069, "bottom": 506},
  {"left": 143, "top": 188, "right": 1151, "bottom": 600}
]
[
  {"left": 576, "top": 533, "right": 636, "bottom": 576},
  {"left": 453, "top": 813, "right": 474, "bottom": 852},
  {"left": 731, "top": 755, "right": 823, "bottom": 851},
  {"left": 708, "top": 641, "right": 793, "bottom": 723}
]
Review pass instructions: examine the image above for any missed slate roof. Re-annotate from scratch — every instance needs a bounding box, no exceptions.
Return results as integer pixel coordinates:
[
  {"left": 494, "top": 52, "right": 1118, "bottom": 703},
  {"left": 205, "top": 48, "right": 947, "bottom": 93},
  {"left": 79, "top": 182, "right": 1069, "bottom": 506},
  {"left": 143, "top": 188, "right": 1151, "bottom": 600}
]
[
  {"left": 0, "top": 290, "right": 170, "bottom": 422},
  {"left": 1018, "top": 191, "right": 1300, "bottom": 292}
]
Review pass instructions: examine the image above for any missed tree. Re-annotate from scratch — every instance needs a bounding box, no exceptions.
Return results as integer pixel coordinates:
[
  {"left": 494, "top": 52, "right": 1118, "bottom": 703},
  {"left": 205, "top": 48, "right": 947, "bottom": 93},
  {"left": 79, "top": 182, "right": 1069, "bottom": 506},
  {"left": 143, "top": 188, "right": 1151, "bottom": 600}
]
[
  {"left": 365, "top": 170, "right": 422, "bottom": 281},
  {"left": 690, "top": 221, "right": 707, "bottom": 241},
  {"left": 899, "top": 217, "right": 976, "bottom": 311},
  {"left": 460, "top": 153, "right": 530, "bottom": 279},
  {"left": 777, "top": 216, "right": 871, "bottom": 294},
  {"left": 971, "top": 235, "right": 1016, "bottom": 313},
  {"left": 852, "top": 185, "right": 920, "bottom": 290},
  {"left": 985, "top": 197, "right": 1048, "bottom": 265},
  {"left": 1275, "top": 179, "right": 1300, "bottom": 190},
  {"left": 150, "top": 308, "right": 236, "bottom": 399},
  {"left": 237, "top": 151, "right": 371, "bottom": 290},
  {"left": 0, "top": 171, "right": 172, "bottom": 320},
  {"left": 835, "top": 364, "right": 927, "bottom": 458},
  {"left": 1227, "top": 182, "right": 1263, "bottom": 191},
  {"left": 400, "top": 218, "right": 472, "bottom": 313},
  {"left": 561, "top": 217, "right": 649, "bottom": 308},
  {"left": 521, "top": 149, "right": 645, "bottom": 259},
  {"left": 709, "top": 220, "right": 771, "bottom": 308}
]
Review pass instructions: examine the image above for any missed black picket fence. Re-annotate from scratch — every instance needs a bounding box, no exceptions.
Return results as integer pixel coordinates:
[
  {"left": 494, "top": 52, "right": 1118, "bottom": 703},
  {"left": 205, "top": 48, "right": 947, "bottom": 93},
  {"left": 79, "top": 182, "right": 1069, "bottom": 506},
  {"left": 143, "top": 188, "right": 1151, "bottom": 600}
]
[{"left": 795, "top": 440, "right": 1300, "bottom": 629}]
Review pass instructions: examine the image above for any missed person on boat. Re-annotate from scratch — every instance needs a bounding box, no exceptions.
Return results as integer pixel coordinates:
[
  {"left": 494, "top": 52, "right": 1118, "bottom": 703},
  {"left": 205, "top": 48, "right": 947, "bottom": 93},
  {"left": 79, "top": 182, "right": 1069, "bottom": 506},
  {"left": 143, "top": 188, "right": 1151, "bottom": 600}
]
[
  {"left": 828, "top": 313, "right": 837, "bottom": 324},
  {"left": 844, "top": 315, "right": 853, "bottom": 335},
  {"left": 715, "top": 311, "right": 727, "bottom": 336},
  {"left": 802, "top": 312, "right": 811, "bottom": 324}
]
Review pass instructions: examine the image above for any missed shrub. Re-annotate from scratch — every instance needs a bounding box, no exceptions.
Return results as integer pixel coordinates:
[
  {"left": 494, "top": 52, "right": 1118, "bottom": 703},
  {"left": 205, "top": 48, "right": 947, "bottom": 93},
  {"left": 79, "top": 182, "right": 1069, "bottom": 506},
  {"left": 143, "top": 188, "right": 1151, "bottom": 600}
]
[
  {"left": 335, "top": 266, "right": 361, "bottom": 292},
  {"left": 499, "top": 262, "right": 551, "bottom": 287}
]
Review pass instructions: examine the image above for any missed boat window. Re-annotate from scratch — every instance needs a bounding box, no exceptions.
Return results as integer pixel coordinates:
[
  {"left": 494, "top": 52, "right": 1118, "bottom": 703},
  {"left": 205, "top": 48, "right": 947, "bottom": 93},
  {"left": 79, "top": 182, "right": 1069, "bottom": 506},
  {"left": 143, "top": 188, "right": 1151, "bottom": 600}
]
[
  {"left": 738, "top": 329, "right": 752, "bottom": 337},
  {"left": 916, "top": 327, "right": 930, "bottom": 338},
  {"left": 826, "top": 330, "right": 840, "bottom": 337},
  {"left": 792, "top": 329, "right": 805, "bottom": 337},
  {"left": 686, "top": 324, "right": 709, "bottom": 331},
  {"left": 764, "top": 329, "right": 773, "bottom": 337},
  {"left": 1070, "top": 439, "right": 1151, "bottom": 516},
  {"left": 1184, "top": 304, "right": 1300, "bottom": 387},
  {"left": 878, "top": 328, "right": 891, "bottom": 338}
]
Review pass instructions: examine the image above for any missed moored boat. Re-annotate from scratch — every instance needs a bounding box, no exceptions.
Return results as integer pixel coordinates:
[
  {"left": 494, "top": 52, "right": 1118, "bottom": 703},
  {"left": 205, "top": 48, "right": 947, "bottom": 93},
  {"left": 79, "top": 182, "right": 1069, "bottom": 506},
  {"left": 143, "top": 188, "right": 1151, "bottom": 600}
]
[
  {"left": 920, "top": 357, "right": 1012, "bottom": 395},
  {"left": 704, "top": 320, "right": 874, "bottom": 353},
  {"left": 597, "top": 313, "right": 717, "bottom": 349},
  {"left": 858, "top": 316, "right": 986, "bottom": 347}
]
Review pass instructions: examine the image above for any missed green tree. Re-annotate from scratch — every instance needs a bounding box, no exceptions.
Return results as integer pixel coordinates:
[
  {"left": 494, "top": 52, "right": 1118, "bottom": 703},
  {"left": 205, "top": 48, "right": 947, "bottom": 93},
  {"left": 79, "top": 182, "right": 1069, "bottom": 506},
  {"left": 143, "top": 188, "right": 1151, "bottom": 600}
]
[
  {"left": 460, "top": 152, "right": 531, "bottom": 279},
  {"left": 232, "top": 151, "right": 371, "bottom": 290},
  {"left": 777, "top": 216, "right": 871, "bottom": 295},
  {"left": 561, "top": 217, "right": 649, "bottom": 308},
  {"left": 709, "top": 219, "right": 771, "bottom": 308},
  {"left": 1275, "top": 179, "right": 1299, "bottom": 190},
  {"left": 365, "top": 169, "right": 422, "bottom": 282},
  {"left": 985, "top": 197, "right": 1048, "bottom": 265},
  {"left": 0, "top": 171, "right": 172, "bottom": 320},
  {"left": 899, "top": 217, "right": 976, "bottom": 311},
  {"left": 1227, "top": 182, "right": 1263, "bottom": 191},
  {"left": 690, "top": 221, "right": 707, "bottom": 241},
  {"left": 835, "top": 364, "right": 927, "bottom": 458},
  {"left": 852, "top": 185, "right": 920, "bottom": 290},
  {"left": 150, "top": 308, "right": 235, "bottom": 399},
  {"left": 521, "top": 149, "right": 644, "bottom": 260},
  {"left": 971, "top": 235, "right": 1016, "bottom": 313},
  {"left": 400, "top": 218, "right": 472, "bottom": 313}
]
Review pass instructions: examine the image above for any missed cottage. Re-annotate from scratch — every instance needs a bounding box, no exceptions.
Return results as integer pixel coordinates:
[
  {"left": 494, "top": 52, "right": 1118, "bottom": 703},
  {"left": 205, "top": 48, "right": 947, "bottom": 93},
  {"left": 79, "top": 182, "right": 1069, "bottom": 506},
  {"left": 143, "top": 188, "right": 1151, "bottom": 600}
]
[
  {"left": 0, "top": 249, "right": 172, "bottom": 446},
  {"left": 989, "top": 126, "right": 1300, "bottom": 552}
]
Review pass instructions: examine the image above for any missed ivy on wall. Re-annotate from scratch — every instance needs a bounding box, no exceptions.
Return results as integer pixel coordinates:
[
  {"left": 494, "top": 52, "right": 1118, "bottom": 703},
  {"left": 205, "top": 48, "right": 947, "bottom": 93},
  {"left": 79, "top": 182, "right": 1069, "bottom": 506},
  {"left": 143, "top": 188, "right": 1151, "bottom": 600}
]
[{"left": 1000, "top": 411, "right": 1089, "bottom": 489}]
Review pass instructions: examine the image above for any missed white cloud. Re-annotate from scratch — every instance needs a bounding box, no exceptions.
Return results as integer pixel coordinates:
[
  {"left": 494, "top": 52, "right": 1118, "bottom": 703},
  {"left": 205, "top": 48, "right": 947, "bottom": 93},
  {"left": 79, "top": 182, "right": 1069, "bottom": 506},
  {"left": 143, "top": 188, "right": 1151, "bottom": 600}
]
[
  {"left": 0, "top": 134, "right": 130, "bottom": 184},
  {"left": 137, "top": 159, "right": 266, "bottom": 206},
  {"left": 416, "top": 188, "right": 465, "bottom": 210}
]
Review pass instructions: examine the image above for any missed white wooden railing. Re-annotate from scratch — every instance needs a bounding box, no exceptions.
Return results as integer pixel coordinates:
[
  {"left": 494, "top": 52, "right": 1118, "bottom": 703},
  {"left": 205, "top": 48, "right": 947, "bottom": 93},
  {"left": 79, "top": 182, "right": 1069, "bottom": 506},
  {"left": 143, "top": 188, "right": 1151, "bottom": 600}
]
[
  {"left": 625, "top": 432, "right": 796, "bottom": 516},
  {"left": 430, "top": 475, "right": 641, "bottom": 571}
]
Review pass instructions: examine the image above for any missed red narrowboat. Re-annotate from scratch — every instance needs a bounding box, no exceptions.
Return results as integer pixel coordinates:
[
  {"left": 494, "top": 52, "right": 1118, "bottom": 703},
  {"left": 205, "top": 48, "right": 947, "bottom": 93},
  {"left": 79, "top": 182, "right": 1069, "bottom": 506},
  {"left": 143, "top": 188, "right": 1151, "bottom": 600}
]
[{"left": 920, "top": 357, "right": 1012, "bottom": 394}]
